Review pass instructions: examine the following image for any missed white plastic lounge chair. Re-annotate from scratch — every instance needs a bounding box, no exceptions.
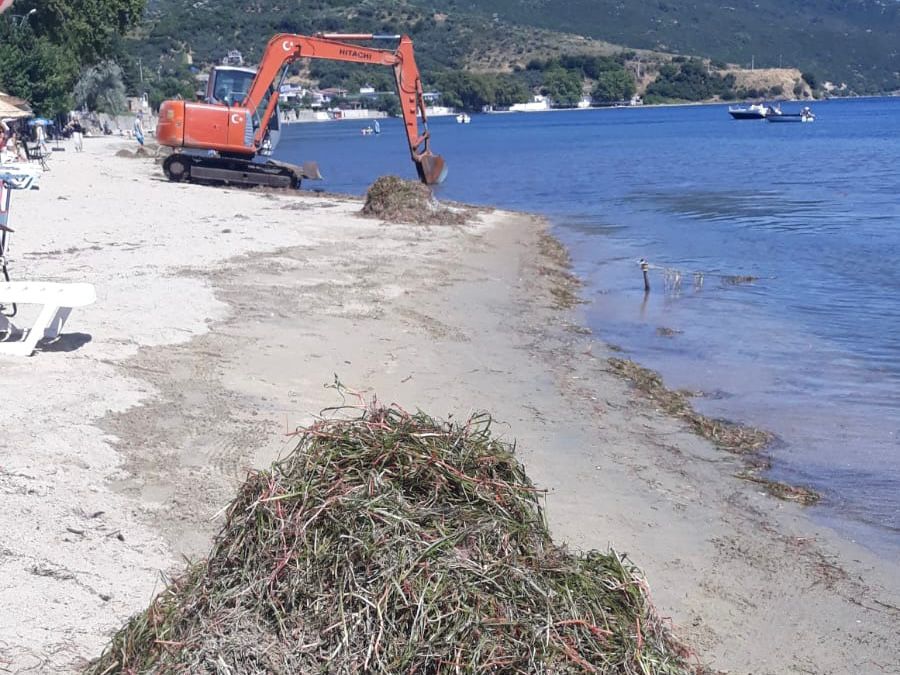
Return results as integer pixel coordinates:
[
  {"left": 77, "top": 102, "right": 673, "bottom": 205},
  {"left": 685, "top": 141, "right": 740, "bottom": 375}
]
[
  {"left": 0, "top": 282, "right": 96, "bottom": 356},
  {"left": 0, "top": 164, "right": 41, "bottom": 190}
]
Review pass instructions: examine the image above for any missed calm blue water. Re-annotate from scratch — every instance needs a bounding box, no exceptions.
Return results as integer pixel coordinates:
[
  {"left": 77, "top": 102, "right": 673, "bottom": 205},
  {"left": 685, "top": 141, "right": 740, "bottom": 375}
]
[{"left": 275, "top": 98, "right": 900, "bottom": 554}]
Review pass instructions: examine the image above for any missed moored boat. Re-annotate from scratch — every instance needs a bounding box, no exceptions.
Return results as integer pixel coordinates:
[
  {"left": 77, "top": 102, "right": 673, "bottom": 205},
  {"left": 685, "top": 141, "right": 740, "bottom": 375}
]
[
  {"left": 766, "top": 106, "right": 815, "bottom": 123},
  {"left": 728, "top": 103, "right": 778, "bottom": 120}
]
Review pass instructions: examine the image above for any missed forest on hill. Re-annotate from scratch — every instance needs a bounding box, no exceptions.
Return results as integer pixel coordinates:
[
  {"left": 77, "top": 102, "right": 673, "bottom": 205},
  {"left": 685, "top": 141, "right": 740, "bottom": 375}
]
[
  {"left": 425, "top": 0, "right": 900, "bottom": 94},
  {"left": 125, "top": 0, "right": 820, "bottom": 113},
  {"left": 1, "top": 0, "right": 893, "bottom": 116}
]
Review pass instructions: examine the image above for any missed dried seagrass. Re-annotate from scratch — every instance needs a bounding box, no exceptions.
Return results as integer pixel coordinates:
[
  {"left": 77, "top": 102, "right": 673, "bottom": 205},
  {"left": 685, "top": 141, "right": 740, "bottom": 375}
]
[
  {"left": 361, "top": 175, "right": 468, "bottom": 225},
  {"left": 87, "top": 406, "right": 693, "bottom": 674}
]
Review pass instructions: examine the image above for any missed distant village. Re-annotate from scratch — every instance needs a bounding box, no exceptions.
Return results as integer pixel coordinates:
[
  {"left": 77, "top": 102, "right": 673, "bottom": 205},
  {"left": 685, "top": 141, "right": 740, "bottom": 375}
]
[{"left": 212, "top": 49, "right": 644, "bottom": 124}]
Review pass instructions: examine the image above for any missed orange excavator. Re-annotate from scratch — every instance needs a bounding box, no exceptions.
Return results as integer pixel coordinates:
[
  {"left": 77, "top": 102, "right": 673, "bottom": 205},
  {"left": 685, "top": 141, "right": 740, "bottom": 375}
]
[{"left": 156, "top": 33, "right": 447, "bottom": 188}]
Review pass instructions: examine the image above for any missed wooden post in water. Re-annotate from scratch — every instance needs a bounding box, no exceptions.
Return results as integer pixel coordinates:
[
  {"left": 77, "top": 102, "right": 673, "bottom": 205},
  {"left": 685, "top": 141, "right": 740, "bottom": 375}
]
[{"left": 640, "top": 259, "right": 650, "bottom": 292}]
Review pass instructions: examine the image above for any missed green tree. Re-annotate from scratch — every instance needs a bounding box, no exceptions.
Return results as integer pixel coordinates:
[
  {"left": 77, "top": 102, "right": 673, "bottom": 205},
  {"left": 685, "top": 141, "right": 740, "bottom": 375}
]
[
  {"left": 0, "top": 0, "right": 147, "bottom": 116},
  {"left": 373, "top": 94, "right": 400, "bottom": 117},
  {"left": 492, "top": 77, "right": 528, "bottom": 107},
  {"left": 591, "top": 70, "right": 636, "bottom": 103},
  {"left": 434, "top": 72, "right": 496, "bottom": 111},
  {"left": 645, "top": 59, "right": 738, "bottom": 101},
  {"left": 17, "top": 0, "right": 146, "bottom": 63},
  {"left": 0, "top": 23, "right": 77, "bottom": 115},
  {"left": 541, "top": 67, "right": 582, "bottom": 107}
]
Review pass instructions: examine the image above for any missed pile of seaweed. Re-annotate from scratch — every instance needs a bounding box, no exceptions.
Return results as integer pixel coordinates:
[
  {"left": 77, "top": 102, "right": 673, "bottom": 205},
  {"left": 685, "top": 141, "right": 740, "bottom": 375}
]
[
  {"left": 87, "top": 405, "right": 694, "bottom": 674},
  {"left": 361, "top": 175, "right": 468, "bottom": 225}
]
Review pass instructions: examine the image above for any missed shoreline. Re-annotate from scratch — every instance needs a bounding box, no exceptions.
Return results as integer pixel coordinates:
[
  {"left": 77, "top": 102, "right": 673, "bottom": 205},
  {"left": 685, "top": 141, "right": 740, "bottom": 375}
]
[
  {"left": 2, "top": 137, "right": 898, "bottom": 673},
  {"left": 281, "top": 93, "right": 890, "bottom": 127}
]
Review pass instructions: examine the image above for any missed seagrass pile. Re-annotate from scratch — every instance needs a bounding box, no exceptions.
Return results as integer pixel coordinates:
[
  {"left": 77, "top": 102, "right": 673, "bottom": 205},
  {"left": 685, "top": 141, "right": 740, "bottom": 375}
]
[
  {"left": 87, "top": 405, "right": 693, "bottom": 674},
  {"left": 361, "top": 175, "right": 467, "bottom": 225}
]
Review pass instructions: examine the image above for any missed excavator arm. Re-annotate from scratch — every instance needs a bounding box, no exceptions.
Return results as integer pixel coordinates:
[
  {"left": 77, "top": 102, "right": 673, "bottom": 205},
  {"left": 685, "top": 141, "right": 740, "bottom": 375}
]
[{"left": 243, "top": 33, "right": 446, "bottom": 185}]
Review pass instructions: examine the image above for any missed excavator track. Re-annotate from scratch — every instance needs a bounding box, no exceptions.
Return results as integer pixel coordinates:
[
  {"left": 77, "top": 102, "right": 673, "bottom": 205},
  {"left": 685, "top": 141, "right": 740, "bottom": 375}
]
[{"left": 163, "top": 153, "right": 318, "bottom": 189}]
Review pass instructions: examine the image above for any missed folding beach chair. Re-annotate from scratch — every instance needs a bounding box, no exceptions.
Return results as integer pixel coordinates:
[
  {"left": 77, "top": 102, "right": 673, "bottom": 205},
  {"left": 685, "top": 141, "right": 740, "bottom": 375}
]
[{"left": 23, "top": 141, "right": 49, "bottom": 171}]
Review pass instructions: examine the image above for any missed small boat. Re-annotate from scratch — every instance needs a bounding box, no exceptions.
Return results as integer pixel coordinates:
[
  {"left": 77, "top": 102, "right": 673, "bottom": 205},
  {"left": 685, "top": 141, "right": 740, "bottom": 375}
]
[
  {"left": 728, "top": 103, "right": 777, "bottom": 120},
  {"left": 766, "top": 106, "right": 815, "bottom": 123},
  {"left": 455, "top": 113, "right": 471, "bottom": 124},
  {"left": 361, "top": 120, "right": 381, "bottom": 136}
]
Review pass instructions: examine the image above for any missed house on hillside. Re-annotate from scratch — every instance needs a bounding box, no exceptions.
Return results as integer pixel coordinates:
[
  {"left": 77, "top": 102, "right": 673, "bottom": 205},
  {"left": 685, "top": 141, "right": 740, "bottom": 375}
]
[
  {"left": 279, "top": 84, "right": 309, "bottom": 103},
  {"left": 222, "top": 50, "right": 244, "bottom": 67},
  {"left": 318, "top": 87, "right": 347, "bottom": 106}
]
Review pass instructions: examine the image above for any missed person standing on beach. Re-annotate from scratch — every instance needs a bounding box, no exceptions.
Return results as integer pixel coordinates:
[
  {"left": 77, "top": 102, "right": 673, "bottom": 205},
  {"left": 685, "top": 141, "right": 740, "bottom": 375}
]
[
  {"left": 34, "top": 122, "right": 48, "bottom": 154},
  {"left": 133, "top": 113, "right": 144, "bottom": 146},
  {"left": 70, "top": 119, "right": 84, "bottom": 152}
]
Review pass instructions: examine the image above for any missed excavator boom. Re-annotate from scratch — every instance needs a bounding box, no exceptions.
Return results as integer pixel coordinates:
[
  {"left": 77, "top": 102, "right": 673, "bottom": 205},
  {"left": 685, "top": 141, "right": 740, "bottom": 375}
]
[{"left": 156, "top": 33, "right": 447, "bottom": 188}]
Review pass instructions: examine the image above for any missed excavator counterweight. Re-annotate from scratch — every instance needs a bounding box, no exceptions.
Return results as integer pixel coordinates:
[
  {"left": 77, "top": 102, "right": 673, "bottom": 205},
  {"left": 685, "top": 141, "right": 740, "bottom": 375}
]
[{"left": 156, "top": 33, "right": 446, "bottom": 189}]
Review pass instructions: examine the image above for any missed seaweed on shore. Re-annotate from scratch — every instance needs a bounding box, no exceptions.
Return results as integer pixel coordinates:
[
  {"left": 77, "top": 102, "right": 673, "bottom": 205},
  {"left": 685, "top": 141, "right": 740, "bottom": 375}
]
[
  {"left": 361, "top": 175, "right": 470, "bottom": 225},
  {"left": 86, "top": 404, "right": 695, "bottom": 674},
  {"left": 735, "top": 470, "right": 820, "bottom": 506},
  {"left": 607, "top": 358, "right": 819, "bottom": 505},
  {"left": 538, "top": 232, "right": 586, "bottom": 310},
  {"left": 608, "top": 358, "right": 770, "bottom": 454}
]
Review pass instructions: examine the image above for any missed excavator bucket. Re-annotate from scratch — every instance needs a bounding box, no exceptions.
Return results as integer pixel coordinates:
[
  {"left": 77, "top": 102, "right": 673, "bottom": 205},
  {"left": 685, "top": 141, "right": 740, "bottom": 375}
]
[
  {"left": 415, "top": 153, "right": 448, "bottom": 186},
  {"left": 301, "top": 161, "right": 323, "bottom": 181}
]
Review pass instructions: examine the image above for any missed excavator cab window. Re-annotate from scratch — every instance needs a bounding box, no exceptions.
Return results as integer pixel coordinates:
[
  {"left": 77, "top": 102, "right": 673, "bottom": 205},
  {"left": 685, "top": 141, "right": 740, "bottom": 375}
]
[{"left": 207, "top": 68, "right": 255, "bottom": 106}]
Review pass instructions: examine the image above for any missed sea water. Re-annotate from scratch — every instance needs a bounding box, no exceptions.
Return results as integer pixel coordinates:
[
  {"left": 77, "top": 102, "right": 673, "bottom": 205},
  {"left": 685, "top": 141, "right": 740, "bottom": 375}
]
[{"left": 276, "top": 98, "right": 900, "bottom": 554}]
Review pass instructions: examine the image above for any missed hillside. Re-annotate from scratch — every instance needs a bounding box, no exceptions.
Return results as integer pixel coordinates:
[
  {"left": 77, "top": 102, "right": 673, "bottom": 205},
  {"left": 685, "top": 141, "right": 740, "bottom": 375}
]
[
  {"left": 3, "top": 0, "right": 893, "bottom": 117},
  {"left": 135, "top": 0, "right": 533, "bottom": 74},
  {"left": 421, "top": 0, "right": 900, "bottom": 94},
  {"left": 128, "top": 0, "right": 813, "bottom": 110}
]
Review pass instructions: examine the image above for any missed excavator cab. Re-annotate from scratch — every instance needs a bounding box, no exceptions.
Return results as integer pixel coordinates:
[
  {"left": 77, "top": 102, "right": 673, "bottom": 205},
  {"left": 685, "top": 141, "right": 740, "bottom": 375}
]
[
  {"left": 206, "top": 66, "right": 281, "bottom": 154},
  {"left": 206, "top": 67, "right": 254, "bottom": 105}
]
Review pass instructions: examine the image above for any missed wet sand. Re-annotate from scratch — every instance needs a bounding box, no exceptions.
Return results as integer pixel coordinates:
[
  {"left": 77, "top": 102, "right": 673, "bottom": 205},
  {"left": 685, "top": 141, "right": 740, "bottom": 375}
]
[{"left": 1, "top": 136, "right": 898, "bottom": 674}]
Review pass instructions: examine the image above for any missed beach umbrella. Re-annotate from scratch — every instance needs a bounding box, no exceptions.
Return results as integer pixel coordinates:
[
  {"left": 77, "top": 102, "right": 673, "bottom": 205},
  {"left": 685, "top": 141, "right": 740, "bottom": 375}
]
[{"left": 0, "top": 99, "right": 31, "bottom": 120}]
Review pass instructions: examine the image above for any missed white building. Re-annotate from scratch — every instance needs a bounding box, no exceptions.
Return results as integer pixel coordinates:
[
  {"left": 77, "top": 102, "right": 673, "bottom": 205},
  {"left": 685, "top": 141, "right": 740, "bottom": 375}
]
[
  {"left": 279, "top": 84, "right": 309, "bottom": 102},
  {"left": 421, "top": 106, "right": 456, "bottom": 117},
  {"left": 221, "top": 50, "right": 244, "bottom": 66},
  {"left": 510, "top": 95, "right": 551, "bottom": 112}
]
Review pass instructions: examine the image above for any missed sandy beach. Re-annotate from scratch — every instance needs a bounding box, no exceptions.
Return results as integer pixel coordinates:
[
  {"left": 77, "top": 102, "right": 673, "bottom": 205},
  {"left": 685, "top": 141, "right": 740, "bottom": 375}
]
[{"left": 1, "top": 136, "right": 898, "bottom": 674}]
